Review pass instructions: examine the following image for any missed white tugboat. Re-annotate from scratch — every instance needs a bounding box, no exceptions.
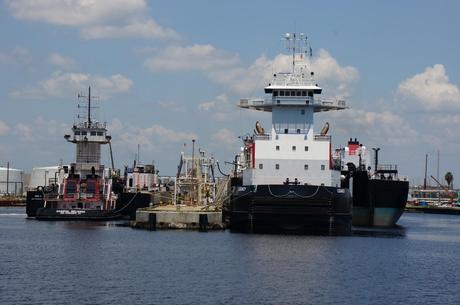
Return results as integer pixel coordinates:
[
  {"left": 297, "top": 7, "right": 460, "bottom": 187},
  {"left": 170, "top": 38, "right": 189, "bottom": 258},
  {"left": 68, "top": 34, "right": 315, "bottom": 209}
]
[{"left": 229, "top": 33, "right": 352, "bottom": 234}]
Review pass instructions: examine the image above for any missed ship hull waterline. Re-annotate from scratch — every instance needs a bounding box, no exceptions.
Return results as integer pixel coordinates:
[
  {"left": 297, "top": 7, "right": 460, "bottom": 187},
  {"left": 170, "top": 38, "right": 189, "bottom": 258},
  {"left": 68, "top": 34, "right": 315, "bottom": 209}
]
[
  {"left": 347, "top": 171, "right": 409, "bottom": 227},
  {"left": 229, "top": 184, "right": 353, "bottom": 235}
]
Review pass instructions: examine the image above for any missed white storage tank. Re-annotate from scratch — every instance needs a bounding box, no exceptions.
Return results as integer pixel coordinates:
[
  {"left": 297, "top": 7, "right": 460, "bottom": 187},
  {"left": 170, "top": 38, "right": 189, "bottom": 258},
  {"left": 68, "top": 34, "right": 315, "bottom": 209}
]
[
  {"left": 28, "top": 166, "right": 60, "bottom": 190},
  {"left": 0, "top": 166, "right": 24, "bottom": 195}
]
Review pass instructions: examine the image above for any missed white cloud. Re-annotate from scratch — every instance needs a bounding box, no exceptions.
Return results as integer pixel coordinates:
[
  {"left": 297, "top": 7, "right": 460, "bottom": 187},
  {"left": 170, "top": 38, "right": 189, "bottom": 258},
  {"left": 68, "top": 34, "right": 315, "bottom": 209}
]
[
  {"left": 6, "top": 0, "right": 145, "bottom": 26},
  {"left": 119, "top": 124, "right": 198, "bottom": 152},
  {"left": 108, "top": 118, "right": 124, "bottom": 133},
  {"left": 211, "top": 49, "right": 359, "bottom": 95},
  {"left": 6, "top": 0, "right": 178, "bottom": 40},
  {"left": 313, "top": 49, "right": 359, "bottom": 83},
  {"left": 198, "top": 94, "right": 229, "bottom": 111},
  {"left": 10, "top": 71, "right": 133, "bottom": 100},
  {"left": 329, "top": 109, "right": 417, "bottom": 145},
  {"left": 429, "top": 114, "right": 460, "bottom": 125},
  {"left": 0, "top": 47, "right": 32, "bottom": 65},
  {"left": 211, "top": 128, "right": 238, "bottom": 147},
  {"left": 81, "top": 19, "right": 178, "bottom": 40},
  {"left": 197, "top": 93, "right": 247, "bottom": 122},
  {"left": 144, "top": 43, "right": 358, "bottom": 96},
  {"left": 15, "top": 123, "right": 33, "bottom": 141},
  {"left": 145, "top": 44, "right": 239, "bottom": 72},
  {"left": 14, "top": 117, "right": 69, "bottom": 143},
  {"left": 0, "top": 121, "right": 10, "bottom": 135},
  {"left": 398, "top": 64, "right": 460, "bottom": 110},
  {"left": 48, "top": 53, "right": 76, "bottom": 70}
]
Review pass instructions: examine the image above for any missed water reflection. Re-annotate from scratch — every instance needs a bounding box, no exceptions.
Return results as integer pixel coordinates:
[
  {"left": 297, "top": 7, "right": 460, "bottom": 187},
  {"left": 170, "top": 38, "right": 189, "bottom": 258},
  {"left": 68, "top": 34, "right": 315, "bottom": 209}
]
[
  {"left": 60, "top": 220, "right": 127, "bottom": 230},
  {"left": 352, "top": 225, "right": 406, "bottom": 238}
]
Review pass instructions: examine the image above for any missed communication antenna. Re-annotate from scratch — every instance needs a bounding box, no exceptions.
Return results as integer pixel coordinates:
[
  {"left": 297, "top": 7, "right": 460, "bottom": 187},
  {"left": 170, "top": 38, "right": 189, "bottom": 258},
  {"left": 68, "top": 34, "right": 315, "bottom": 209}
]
[
  {"left": 283, "top": 32, "right": 310, "bottom": 73},
  {"left": 77, "top": 86, "right": 99, "bottom": 127}
]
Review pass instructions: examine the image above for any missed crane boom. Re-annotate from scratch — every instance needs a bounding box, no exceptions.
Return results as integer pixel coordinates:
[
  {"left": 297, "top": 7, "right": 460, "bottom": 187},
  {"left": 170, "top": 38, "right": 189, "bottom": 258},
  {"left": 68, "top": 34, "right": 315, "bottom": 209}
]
[{"left": 430, "top": 175, "right": 455, "bottom": 202}]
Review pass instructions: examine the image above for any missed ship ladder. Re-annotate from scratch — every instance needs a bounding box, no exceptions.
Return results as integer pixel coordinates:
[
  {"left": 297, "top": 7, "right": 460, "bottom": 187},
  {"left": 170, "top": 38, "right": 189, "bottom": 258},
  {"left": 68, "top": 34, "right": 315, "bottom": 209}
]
[
  {"left": 249, "top": 200, "right": 255, "bottom": 233},
  {"left": 327, "top": 198, "right": 335, "bottom": 234}
]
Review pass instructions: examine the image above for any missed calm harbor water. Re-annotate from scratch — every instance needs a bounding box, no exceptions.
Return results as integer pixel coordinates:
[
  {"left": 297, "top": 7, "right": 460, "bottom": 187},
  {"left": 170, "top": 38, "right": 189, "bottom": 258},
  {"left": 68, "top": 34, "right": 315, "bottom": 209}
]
[{"left": 1, "top": 207, "right": 459, "bottom": 305}]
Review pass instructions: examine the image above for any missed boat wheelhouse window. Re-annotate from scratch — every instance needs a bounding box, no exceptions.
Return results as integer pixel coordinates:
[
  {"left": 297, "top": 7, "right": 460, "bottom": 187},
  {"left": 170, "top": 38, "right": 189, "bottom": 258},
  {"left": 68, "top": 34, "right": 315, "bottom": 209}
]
[
  {"left": 273, "top": 90, "right": 278, "bottom": 97},
  {"left": 321, "top": 164, "right": 325, "bottom": 170},
  {"left": 97, "top": 131, "right": 103, "bottom": 136},
  {"left": 305, "top": 146, "right": 309, "bottom": 151},
  {"left": 284, "top": 129, "right": 288, "bottom": 134},
  {"left": 275, "top": 164, "right": 280, "bottom": 170},
  {"left": 81, "top": 131, "right": 87, "bottom": 135},
  {"left": 86, "top": 181, "right": 96, "bottom": 194},
  {"left": 285, "top": 91, "right": 290, "bottom": 96},
  {"left": 259, "top": 164, "right": 263, "bottom": 170},
  {"left": 292, "top": 146, "right": 296, "bottom": 151},
  {"left": 75, "top": 131, "right": 81, "bottom": 135},
  {"left": 302, "top": 91, "right": 307, "bottom": 96},
  {"left": 304, "top": 164, "right": 309, "bottom": 170},
  {"left": 276, "top": 145, "right": 280, "bottom": 151},
  {"left": 65, "top": 181, "right": 77, "bottom": 194},
  {"left": 296, "top": 90, "right": 301, "bottom": 96},
  {"left": 280, "top": 91, "right": 285, "bottom": 96},
  {"left": 301, "top": 109, "right": 305, "bottom": 115},
  {"left": 308, "top": 91, "right": 314, "bottom": 97},
  {"left": 90, "top": 131, "right": 97, "bottom": 136}
]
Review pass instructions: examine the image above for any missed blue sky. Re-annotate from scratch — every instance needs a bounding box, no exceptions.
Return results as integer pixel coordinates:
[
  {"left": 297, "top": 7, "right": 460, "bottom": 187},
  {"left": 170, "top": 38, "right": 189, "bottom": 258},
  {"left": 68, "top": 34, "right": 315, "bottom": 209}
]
[{"left": 1, "top": 0, "right": 459, "bottom": 186}]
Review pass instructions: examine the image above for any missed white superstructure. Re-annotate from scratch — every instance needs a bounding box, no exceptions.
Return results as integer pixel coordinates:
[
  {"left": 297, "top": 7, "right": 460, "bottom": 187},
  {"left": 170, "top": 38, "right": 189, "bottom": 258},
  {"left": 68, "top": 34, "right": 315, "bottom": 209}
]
[
  {"left": 126, "top": 163, "right": 158, "bottom": 192},
  {"left": 335, "top": 138, "right": 370, "bottom": 170},
  {"left": 238, "top": 33, "right": 348, "bottom": 187}
]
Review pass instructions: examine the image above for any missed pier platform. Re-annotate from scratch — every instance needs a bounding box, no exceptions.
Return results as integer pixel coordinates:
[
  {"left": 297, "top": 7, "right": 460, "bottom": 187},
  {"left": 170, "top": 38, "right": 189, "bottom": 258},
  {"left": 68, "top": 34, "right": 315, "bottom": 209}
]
[
  {"left": 405, "top": 204, "right": 460, "bottom": 215},
  {"left": 131, "top": 205, "right": 225, "bottom": 231},
  {"left": 0, "top": 197, "right": 26, "bottom": 207}
]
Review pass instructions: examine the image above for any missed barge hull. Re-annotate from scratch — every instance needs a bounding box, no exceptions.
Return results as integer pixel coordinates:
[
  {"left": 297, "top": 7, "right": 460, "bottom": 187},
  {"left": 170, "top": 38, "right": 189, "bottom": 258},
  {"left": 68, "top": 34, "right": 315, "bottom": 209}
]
[
  {"left": 350, "top": 172, "right": 409, "bottom": 227},
  {"left": 230, "top": 185, "right": 352, "bottom": 235}
]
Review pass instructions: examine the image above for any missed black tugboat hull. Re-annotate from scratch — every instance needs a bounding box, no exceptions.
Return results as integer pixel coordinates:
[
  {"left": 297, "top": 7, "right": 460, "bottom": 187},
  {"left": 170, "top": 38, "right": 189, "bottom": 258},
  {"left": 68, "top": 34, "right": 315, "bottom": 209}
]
[
  {"left": 26, "top": 190, "right": 44, "bottom": 217},
  {"left": 26, "top": 191, "right": 151, "bottom": 220},
  {"left": 349, "top": 172, "right": 409, "bottom": 227},
  {"left": 229, "top": 184, "right": 352, "bottom": 235}
]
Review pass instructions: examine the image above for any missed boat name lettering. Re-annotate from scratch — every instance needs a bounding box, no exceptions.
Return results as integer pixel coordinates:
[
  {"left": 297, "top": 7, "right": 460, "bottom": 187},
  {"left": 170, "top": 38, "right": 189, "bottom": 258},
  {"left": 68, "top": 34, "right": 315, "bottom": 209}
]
[{"left": 56, "top": 210, "right": 86, "bottom": 215}]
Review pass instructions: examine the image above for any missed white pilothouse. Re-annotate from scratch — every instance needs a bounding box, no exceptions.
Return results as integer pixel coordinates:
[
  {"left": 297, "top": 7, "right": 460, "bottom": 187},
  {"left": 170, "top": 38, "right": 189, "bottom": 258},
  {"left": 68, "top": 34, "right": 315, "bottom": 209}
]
[{"left": 237, "top": 33, "right": 347, "bottom": 187}]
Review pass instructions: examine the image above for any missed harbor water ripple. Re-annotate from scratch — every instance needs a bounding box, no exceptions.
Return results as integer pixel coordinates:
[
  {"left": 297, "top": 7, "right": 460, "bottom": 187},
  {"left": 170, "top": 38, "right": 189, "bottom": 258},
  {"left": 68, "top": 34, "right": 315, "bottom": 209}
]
[{"left": 1, "top": 207, "right": 459, "bottom": 305}]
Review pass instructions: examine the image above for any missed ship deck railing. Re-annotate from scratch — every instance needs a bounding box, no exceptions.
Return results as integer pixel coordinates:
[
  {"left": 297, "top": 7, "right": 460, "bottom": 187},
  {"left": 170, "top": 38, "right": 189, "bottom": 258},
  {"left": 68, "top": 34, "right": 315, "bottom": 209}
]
[
  {"left": 239, "top": 97, "right": 346, "bottom": 108},
  {"left": 270, "top": 72, "right": 317, "bottom": 87},
  {"left": 314, "top": 135, "right": 331, "bottom": 141},
  {"left": 254, "top": 134, "right": 271, "bottom": 140},
  {"left": 376, "top": 164, "right": 398, "bottom": 174}
]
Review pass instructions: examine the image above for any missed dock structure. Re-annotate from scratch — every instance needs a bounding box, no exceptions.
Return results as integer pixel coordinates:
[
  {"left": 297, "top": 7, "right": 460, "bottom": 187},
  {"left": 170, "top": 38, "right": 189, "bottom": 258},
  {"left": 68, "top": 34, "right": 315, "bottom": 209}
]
[
  {"left": 131, "top": 205, "right": 225, "bottom": 231},
  {"left": 130, "top": 144, "right": 229, "bottom": 231},
  {"left": 405, "top": 204, "right": 460, "bottom": 215}
]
